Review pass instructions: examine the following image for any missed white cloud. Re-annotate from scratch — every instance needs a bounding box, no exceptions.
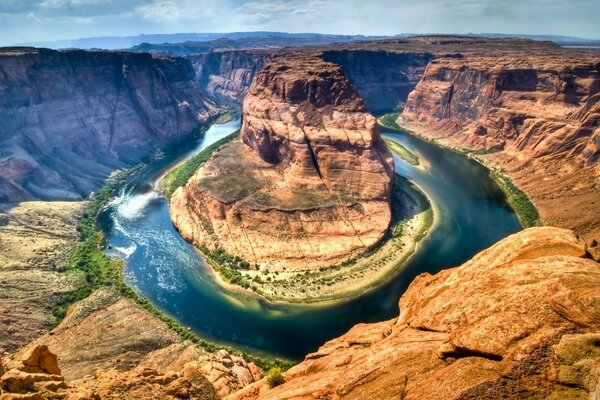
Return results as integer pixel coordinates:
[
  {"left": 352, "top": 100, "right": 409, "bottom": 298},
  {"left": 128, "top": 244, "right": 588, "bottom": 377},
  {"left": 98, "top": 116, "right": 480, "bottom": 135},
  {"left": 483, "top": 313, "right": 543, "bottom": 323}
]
[{"left": 134, "top": 0, "right": 218, "bottom": 22}]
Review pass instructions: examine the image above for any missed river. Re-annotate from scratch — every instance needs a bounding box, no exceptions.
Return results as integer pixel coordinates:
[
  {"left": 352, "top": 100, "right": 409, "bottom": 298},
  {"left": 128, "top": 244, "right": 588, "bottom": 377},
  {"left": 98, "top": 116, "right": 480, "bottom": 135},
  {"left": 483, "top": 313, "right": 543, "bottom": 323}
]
[{"left": 99, "top": 117, "right": 521, "bottom": 360}]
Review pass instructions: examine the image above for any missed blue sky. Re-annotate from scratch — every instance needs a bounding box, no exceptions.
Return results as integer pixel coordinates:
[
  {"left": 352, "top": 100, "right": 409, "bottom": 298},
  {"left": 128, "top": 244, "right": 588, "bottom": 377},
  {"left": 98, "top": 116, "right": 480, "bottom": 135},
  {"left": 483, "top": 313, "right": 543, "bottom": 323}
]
[{"left": 1, "top": 0, "right": 599, "bottom": 46}]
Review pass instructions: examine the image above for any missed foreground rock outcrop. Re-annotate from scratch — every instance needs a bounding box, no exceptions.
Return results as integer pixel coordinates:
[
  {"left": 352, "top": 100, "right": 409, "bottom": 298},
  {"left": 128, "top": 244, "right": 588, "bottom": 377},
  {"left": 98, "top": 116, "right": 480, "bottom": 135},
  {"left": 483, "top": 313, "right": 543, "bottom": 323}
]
[
  {"left": 171, "top": 55, "right": 394, "bottom": 269},
  {"left": 0, "top": 47, "right": 219, "bottom": 203},
  {"left": 7, "top": 288, "right": 262, "bottom": 399},
  {"left": 230, "top": 227, "right": 600, "bottom": 399}
]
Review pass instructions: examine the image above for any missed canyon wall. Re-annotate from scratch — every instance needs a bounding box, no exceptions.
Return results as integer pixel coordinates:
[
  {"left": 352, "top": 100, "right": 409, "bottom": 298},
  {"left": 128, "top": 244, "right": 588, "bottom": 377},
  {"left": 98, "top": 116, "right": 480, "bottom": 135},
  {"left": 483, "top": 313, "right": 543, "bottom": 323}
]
[
  {"left": 187, "top": 48, "right": 432, "bottom": 112},
  {"left": 170, "top": 54, "right": 394, "bottom": 270},
  {"left": 231, "top": 227, "right": 600, "bottom": 400},
  {"left": 190, "top": 50, "right": 272, "bottom": 102},
  {"left": 0, "top": 47, "right": 219, "bottom": 203},
  {"left": 399, "top": 45, "right": 600, "bottom": 244},
  {"left": 322, "top": 50, "right": 433, "bottom": 112},
  {"left": 403, "top": 55, "right": 600, "bottom": 161}
]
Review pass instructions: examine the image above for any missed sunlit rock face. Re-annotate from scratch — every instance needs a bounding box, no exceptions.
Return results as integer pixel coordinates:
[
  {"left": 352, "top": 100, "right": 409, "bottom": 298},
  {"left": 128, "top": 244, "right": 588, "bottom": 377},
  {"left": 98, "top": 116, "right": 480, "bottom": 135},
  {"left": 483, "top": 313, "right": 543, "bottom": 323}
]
[
  {"left": 230, "top": 227, "right": 600, "bottom": 400},
  {"left": 403, "top": 54, "right": 600, "bottom": 162},
  {"left": 170, "top": 54, "right": 394, "bottom": 270}
]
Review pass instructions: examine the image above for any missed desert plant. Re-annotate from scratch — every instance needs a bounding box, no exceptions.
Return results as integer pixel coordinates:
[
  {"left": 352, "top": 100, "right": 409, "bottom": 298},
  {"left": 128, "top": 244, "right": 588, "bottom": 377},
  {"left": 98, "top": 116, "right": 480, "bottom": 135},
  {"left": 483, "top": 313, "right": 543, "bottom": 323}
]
[{"left": 266, "top": 367, "right": 285, "bottom": 388}]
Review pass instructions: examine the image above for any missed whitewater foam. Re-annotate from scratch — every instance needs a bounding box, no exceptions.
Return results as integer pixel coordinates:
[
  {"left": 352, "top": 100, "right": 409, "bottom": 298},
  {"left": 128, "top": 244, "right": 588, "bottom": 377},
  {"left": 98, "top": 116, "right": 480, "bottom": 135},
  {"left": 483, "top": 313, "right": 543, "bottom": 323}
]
[{"left": 112, "top": 191, "right": 161, "bottom": 220}]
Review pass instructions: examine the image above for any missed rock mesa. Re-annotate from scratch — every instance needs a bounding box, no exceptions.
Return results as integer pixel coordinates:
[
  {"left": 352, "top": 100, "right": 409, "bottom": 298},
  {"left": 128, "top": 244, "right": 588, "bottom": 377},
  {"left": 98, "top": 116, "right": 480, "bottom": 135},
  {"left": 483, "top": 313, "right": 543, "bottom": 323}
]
[{"left": 170, "top": 55, "right": 394, "bottom": 269}]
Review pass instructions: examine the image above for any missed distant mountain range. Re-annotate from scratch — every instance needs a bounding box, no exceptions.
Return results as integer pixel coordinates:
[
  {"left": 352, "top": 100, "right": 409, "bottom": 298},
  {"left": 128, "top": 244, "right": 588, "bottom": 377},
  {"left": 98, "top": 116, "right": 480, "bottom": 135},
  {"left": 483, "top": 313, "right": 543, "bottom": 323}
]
[
  {"left": 16, "top": 32, "right": 387, "bottom": 50},
  {"left": 14, "top": 31, "right": 600, "bottom": 50}
]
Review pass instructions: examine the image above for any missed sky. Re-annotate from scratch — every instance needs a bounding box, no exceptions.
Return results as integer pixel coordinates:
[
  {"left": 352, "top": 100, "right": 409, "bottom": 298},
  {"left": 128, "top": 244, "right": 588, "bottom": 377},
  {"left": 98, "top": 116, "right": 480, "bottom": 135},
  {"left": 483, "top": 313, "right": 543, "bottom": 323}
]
[{"left": 1, "top": 0, "right": 599, "bottom": 46}]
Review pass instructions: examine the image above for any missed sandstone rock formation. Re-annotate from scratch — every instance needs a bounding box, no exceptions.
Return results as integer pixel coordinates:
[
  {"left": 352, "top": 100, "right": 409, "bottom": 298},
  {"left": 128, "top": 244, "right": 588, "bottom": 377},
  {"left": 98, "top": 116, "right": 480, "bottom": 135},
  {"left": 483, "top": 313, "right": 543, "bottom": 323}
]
[
  {"left": 0, "top": 345, "right": 68, "bottom": 399},
  {"left": 0, "top": 342, "right": 261, "bottom": 400},
  {"left": 229, "top": 227, "right": 600, "bottom": 399},
  {"left": 170, "top": 55, "right": 394, "bottom": 269},
  {"left": 403, "top": 54, "right": 600, "bottom": 161},
  {"left": 12, "top": 288, "right": 262, "bottom": 399},
  {"left": 0, "top": 47, "right": 219, "bottom": 203},
  {"left": 191, "top": 50, "right": 271, "bottom": 102},
  {"left": 399, "top": 44, "right": 600, "bottom": 244}
]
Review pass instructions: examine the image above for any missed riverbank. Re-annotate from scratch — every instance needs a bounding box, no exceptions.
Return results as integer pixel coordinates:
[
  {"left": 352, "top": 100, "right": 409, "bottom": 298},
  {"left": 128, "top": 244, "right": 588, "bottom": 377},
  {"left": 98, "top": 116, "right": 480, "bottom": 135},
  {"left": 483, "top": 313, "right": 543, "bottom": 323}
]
[
  {"left": 48, "top": 116, "right": 293, "bottom": 372},
  {"left": 378, "top": 112, "right": 541, "bottom": 228},
  {"left": 190, "top": 172, "right": 434, "bottom": 305}
]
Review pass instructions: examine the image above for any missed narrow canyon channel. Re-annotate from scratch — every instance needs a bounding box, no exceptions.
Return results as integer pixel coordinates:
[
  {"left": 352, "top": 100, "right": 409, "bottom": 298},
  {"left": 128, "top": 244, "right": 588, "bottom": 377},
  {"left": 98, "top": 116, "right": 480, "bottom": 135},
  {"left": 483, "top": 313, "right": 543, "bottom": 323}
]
[{"left": 98, "top": 116, "right": 521, "bottom": 360}]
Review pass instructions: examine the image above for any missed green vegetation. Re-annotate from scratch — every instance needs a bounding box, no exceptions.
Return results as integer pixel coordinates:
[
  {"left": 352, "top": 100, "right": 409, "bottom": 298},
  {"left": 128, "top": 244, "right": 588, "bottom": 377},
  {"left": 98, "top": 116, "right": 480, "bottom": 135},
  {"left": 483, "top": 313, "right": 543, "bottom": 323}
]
[
  {"left": 378, "top": 112, "right": 402, "bottom": 131},
  {"left": 383, "top": 137, "right": 420, "bottom": 166},
  {"left": 53, "top": 164, "right": 145, "bottom": 323},
  {"left": 52, "top": 118, "right": 294, "bottom": 372},
  {"left": 379, "top": 112, "right": 540, "bottom": 229},
  {"left": 199, "top": 245, "right": 253, "bottom": 290},
  {"left": 266, "top": 367, "right": 285, "bottom": 388},
  {"left": 490, "top": 169, "right": 540, "bottom": 228},
  {"left": 164, "top": 130, "right": 239, "bottom": 198}
]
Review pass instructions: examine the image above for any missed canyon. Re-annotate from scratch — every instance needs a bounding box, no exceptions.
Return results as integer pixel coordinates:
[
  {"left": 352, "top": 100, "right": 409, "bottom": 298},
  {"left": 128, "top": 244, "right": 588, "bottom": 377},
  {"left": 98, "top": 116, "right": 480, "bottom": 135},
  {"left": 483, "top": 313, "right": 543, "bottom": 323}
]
[
  {"left": 0, "top": 47, "right": 219, "bottom": 203},
  {"left": 0, "top": 36, "right": 599, "bottom": 399},
  {"left": 170, "top": 55, "right": 395, "bottom": 270}
]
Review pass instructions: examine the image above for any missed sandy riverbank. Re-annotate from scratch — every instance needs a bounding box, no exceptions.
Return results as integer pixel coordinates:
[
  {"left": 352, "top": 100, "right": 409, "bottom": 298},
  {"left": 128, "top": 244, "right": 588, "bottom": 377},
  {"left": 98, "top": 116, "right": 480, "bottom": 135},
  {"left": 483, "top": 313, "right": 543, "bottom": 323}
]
[{"left": 197, "top": 174, "right": 436, "bottom": 305}]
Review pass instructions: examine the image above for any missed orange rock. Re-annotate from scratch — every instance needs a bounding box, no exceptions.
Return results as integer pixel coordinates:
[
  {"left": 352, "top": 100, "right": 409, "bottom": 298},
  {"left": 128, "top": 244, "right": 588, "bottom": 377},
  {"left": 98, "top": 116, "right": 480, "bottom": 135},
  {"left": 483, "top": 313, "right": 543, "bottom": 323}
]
[
  {"left": 21, "top": 345, "right": 60, "bottom": 376},
  {"left": 228, "top": 227, "right": 600, "bottom": 399},
  {"left": 171, "top": 55, "right": 394, "bottom": 269}
]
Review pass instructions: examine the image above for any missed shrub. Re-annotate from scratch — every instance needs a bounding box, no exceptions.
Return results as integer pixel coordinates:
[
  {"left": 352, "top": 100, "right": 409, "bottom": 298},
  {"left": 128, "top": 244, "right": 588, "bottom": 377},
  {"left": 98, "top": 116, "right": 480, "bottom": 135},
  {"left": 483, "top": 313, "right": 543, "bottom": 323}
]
[{"left": 266, "top": 367, "right": 285, "bottom": 388}]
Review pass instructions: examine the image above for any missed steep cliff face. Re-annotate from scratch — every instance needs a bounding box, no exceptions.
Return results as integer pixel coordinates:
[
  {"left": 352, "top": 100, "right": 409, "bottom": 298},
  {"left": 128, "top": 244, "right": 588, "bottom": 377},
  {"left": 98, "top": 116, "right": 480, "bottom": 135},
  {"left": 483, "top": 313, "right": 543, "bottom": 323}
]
[
  {"left": 230, "top": 227, "right": 600, "bottom": 400},
  {"left": 170, "top": 55, "right": 394, "bottom": 270},
  {"left": 190, "top": 50, "right": 272, "bottom": 102},
  {"left": 401, "top": 50, "right": 600, "bottom": 244},
  {"left": 403, "top": 56, "right": 600, "bottom": 161},
  {"left": 323, "top": 50, "right": 433, "bottom": 112},
  {"left": 0, "top": 47, "right": 219, "bottom": 203},
  {"left": 188, "top": 49, "right": 433, "bottom": 112}
]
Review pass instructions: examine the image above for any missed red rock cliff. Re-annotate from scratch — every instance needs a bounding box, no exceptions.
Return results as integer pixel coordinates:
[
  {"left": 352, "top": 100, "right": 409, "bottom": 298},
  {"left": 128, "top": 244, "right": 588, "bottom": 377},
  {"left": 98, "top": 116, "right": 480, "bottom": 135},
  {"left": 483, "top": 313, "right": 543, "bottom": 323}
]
[{"left": 170, "top": 55, "right": 394, "bottom": 270}]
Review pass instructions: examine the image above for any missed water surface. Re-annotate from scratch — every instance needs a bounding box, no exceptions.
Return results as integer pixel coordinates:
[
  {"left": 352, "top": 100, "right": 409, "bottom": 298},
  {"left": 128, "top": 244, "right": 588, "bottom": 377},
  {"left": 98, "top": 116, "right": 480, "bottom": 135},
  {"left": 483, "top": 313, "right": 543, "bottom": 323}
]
[{"left": 100, "top": 119, "right": 521, "bottom": 360}]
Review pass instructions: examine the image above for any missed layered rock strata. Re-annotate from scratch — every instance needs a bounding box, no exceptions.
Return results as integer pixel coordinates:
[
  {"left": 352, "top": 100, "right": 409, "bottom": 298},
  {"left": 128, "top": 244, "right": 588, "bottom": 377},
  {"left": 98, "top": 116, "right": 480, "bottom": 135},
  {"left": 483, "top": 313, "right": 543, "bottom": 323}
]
[
  {"left": 0, "top": 47, "right": 219, "bottom": 203},
  {"left": 400, "top": 48, "right": 600, "bottom": 243},
  {"left": 170, "top": 55, "right": 394, "bottom": 269},
  {"left": 403, "top": 55, "right": 600, "bottom": 161},
  {"left": 230, "top": 227, "right": 600, "bottom": 399}
]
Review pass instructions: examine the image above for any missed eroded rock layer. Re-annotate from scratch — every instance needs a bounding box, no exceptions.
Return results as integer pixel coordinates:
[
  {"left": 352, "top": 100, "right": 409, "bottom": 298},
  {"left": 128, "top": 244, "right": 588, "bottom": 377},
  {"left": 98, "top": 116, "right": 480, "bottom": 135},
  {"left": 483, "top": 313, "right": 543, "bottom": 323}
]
[
  {"left": 0, "top": 47, "right": 219, "bottom": 203},
  {"left": 403, "top": 55, "right": 600, "bottom": 161},
  {"left": 230, "top": 227, "right": 600, "bottom": 400},
  {"left": 170, "top": 55, "right": 394, "bottom": 269},
  {"left": 400, "top": 47, "right": 600, "bottom": 243}
]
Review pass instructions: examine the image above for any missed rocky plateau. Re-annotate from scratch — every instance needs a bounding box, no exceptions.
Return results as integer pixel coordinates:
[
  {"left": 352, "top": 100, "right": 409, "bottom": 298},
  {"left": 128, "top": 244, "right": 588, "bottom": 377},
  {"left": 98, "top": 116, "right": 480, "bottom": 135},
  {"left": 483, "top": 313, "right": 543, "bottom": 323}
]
[{"left": 170, "top": 54, "right": 394, "bottom": 269}]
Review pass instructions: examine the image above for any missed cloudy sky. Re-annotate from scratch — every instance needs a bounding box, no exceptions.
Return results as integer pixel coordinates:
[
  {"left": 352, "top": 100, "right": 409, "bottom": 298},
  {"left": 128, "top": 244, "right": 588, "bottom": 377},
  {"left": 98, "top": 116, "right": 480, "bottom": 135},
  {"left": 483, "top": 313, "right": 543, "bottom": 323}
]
[{"left": 1, "top": 0, "right": 599, "bottom": 46}]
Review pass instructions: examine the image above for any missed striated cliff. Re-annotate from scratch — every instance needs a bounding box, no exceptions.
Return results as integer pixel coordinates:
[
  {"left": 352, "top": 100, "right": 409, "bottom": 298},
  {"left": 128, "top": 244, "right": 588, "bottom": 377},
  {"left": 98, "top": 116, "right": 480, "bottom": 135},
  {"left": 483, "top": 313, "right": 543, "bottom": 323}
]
[
  {"left": 403, "top": 55, "right": 600, "bottom": 161},
  {"left": 170, "top": 55, "right": 394, "bottom": 270},
  {"left": 399, "top": 45, "right": 600, "bottom": 244},
  {"left": 190, "top": 50, "right": 272, "bottom": 102},
  {"left": 230, "top": 227, "right": 600, "bottom": 399},
  {"left": 0, "top": 47, "right": 219, "bottom": 203},
  {"left": 322, "top": 50, "right": 433, "bottom": 112}
]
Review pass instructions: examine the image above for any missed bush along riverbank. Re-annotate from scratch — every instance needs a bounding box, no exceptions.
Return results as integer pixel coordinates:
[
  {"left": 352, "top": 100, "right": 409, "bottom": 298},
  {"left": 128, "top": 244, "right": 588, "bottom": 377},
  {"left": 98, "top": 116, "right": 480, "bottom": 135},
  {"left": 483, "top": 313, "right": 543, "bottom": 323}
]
[
  {"left": 52, "top": 117, "right": 293, "bottom": 372},
  {"left": 164, "top": 129, "right": 240, "bottom": 198},
  {"left": 194, "top": 173, "right": 434, "bottom": 304},
  {"left": 379, "top": 112, "right": 540, "bottom": 228}
]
